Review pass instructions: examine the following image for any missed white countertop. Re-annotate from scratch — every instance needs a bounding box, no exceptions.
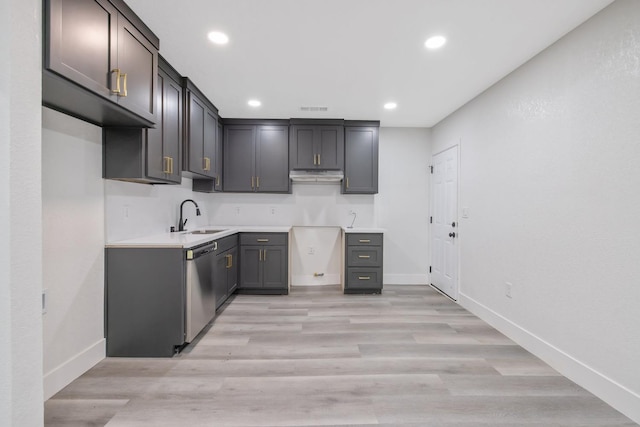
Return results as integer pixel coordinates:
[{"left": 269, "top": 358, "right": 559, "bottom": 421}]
[
  {"left": 342, "top": 227, "right": 386, "bottom": 233},
  {"left": 106, "top": 226, "right": 292, "bottom": 249},
  {"left": 106, "top": 225, "right": 384, "bottom": 249}
]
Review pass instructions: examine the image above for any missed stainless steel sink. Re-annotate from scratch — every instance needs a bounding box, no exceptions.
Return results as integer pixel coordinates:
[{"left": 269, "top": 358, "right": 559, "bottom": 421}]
[{"left": 189, "top": 229, "right": 226, "bottom": 235}]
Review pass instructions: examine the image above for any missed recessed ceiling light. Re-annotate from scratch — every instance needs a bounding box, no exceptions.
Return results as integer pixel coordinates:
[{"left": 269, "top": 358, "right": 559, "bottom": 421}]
[
  {"left": 384, "top": 102, "right": 397, "bottom": 110},
  {"left": 207, "top": 31, "right": 229, "bottom": 45},
  {"left": 248, "top": 99, "right": 261, "bottom": 107},
  {"left": 424, "top": 35, "right": 446, "bottom": 50}
]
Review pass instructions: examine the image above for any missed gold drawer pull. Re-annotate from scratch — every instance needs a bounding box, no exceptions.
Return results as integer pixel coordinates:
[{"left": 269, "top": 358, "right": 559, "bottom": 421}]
[
  {"left": 122, "top": 72, "right": 128, "bottom": 97},
  {"left": 359, "top": 239, "right": 371, "bottom": 243},
  {"left": 257, "top": 239, "right": 269, "bottom": 242},
  {"left": 358, "top": 276, "right": 371, "bottom": 280},
  {"left": 163, "top": 156, "right": 171, "bottom": 174},
  {"left": 203, "top": 157, "right": 211, "bottom": 171},
  {"left": 358, "top": 255, "right": 371, "bottom": 259}
]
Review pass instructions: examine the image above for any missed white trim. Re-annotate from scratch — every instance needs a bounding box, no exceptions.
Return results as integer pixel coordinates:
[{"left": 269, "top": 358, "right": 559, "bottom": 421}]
[
  {"left": 458, "top": 292, "right": 640, "bottom": 425},
  {"left": 43, "top": 338, "right": 105, "bottom": 400},
  {"left": 291, "top": 273, "right": 341, "bottom": 286},
  {"left": 384, "top": 274, "right": 428, "bottom": 285}
]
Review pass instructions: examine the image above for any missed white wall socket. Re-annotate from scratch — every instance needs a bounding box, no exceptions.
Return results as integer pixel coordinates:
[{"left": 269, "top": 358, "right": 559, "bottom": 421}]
[
  {"left": 308, "top": 246, "right": 315, "bottom": 255},
  {"left": 505, "top": 282, "right": 513, "bottom": 298},
  {"left": 235, "top": 207, "right": 240, "bottom": 215}
]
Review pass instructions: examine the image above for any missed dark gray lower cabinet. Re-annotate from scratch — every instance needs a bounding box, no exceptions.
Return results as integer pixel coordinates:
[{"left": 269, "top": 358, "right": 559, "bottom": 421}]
[
  {"left": 343, "top": 121, "right": 379, "bottom": 194},
  {"left": 105, "top": 247, "right": 185, "bottom": 357},
  {"left": 344, "top": 233, "right": 383, "bottom": 294},
  {"left": 238, "top": 233, "right": 288, "bottom": 294},
  {"left": 213, "top": 234, "right": 238, "bottom": 308}
]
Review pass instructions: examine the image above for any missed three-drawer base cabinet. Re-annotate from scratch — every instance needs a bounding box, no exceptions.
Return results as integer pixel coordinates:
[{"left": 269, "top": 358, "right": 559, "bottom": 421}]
[{"left": 344, "top": 233, "right": 383, "bottom": 294}]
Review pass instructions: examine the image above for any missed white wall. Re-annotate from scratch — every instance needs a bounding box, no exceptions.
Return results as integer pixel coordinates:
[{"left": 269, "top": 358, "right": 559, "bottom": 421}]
[
  {"left": 1, "top": 0, "right": 44, "bottom": 425},
  {"left": 431, "top": 0, "right": 640, "bottom": 422},
  {"left": 42, "top": 108, "right": 106, "bottom": 400},
  {"left": 105, "top": 127, "right": 432, "bottom": 285}
]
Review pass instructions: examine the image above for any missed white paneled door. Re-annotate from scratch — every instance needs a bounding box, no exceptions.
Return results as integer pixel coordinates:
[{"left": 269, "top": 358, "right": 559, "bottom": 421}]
[{"left": 431, "top": 145, "right": 458, "bottom": 300}]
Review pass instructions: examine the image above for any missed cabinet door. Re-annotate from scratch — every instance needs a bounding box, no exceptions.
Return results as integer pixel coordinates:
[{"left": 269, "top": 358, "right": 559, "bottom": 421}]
[
  {"left": 227, "top": 246, "right": 238, "bottom": 295},
  {"left": 263, "top": 246, "right": 287, "bottom": 289},
  {"left": 289, "top": 126, "right": 316, "bottom": 169},
  {"left": 147, "top": 68, "right": 182, "bottom": 183},
  {"left": 223, "top": 126, "right": 256, "bottom": 192},
  {"left": 46, "top": 0, "right": 118, "bottom": 99},
  {"left": 256, "top": 126, "right": 289, "bottom": 193},
  {"left": 214, "top": 251, "right": 228, "bottom": 309},
  {"left": 116, "top": 14, "right": 158, "bottom": 123},
  {"left": 240, "top": 246, "right": 262, "bottom": 288},
  {"left": 317, "top": 126, "right": 344, "bottom": 170},
  {"left": 185, "top": 93, "right": 206, "bottom": 176},
  {"left": 162, "top": 73, "right": 183, "bottom": 183},
  {"left": 202, "top": 110, "right": 217, "bottom": 179},
  {"left": 214, "top": 121, "right": 224, "bottom": 191},
  {"left": 343, "top": 126, "right": 378, "bottom": 194}
]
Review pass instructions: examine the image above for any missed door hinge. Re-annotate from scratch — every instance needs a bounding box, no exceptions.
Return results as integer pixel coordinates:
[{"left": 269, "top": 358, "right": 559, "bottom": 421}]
[
  {"left": 429, "top": 266, "right": 432, "bottom": 273},
  {"left": 430, "top": 216, "right": 432, "bottom": 224},
  {"left": 430, "top": 165, "right": 433, "bottom": 174}
]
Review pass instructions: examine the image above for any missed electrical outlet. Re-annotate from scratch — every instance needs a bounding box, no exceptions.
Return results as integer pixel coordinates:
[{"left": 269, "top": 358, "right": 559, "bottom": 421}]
[
  {"left": 270, "top": 207, "right": 276, "bottom": 215},
  {"left": 235, "top": 207, "right": 240, "bottom": 215},
  {"left": 308, "top": 246, "right": 315, "bottom": 255},
  {"left": 123, "top": 205, "right": 130, "bottom": 219},
  {"left": 505, "top": 282, "right": 513, "bottom": 298},
  {"left": 42, "top": 289, "right": 48, "bottom": 314}
]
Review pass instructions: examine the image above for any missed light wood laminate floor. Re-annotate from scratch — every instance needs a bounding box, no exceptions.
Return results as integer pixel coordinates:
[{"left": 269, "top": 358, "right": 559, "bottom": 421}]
[{"left": 45, "top": 285, "right": 636, "bottom": 426}]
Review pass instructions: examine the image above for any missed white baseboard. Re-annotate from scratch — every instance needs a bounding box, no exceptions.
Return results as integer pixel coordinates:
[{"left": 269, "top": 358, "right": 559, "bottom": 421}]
[
  {"left": 292, "top": 273, "right": 340, "bottom": 286},
  {"left": 458, "top": 293, "right": 640, "bottom": 425},
  {"left": 43, "top": 338, "right": 105, "bottom": 401},
  {"left": 384, "top": 274, "right": 428, "bottom": 285}
]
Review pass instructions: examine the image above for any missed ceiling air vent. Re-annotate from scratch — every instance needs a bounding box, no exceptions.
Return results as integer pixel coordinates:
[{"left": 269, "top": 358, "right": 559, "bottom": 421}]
[{"left": 300, "top": 106, "right": 328, "bottom": 112}]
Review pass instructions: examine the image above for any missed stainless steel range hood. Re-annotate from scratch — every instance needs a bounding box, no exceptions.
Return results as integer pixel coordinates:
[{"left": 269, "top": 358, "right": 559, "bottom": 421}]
[{"left": 289, "top": 170, "right": 344, "bottom": 183}]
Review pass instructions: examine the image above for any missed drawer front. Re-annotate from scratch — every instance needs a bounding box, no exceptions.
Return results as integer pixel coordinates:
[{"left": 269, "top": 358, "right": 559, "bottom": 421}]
[
  {"left": 240, "top": 232, "right": 288, "bottom": 246},
  {"left": 346, "top": 233, "right": 382, "bottom": 247},
  {"left": 347, "top": 246, "right": 382, "bottom": 267},
  {"left": 346, "top": 267, "right": 382, "bottom": 289}
]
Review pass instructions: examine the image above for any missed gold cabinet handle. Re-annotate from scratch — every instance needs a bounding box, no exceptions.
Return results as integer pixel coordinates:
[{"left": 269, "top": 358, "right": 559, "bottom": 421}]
[
  {"left": 215, "top": 175, "right": 220, "bottom": 187},
  {"left": 111, "top": 68, "right": 121, "bottom": 94},
  {"left": 203, "top": 157, "right": 211, "bottom": 171},
  {"left": 358, "top": 255, "right": 371, "bottom": 259},
  {"left": 317, "top": 153, "right": 320, "bottom": 165},
  {"left": 257, "top": 239, "right": 269, "bottom": 242},
  {"left": 256, "top": 176, "right": 260, "bottom": 189},
  {"left": 226, "top": 254, "right": 232, "bottom": 268},
  {"left": 259, "top": 249, "right": 262, "bottom": 261},
  {"left": 263, "top": 249, "right": 267, "bottom": 261},
  {"left": 163, "top": 156, "right": 171, "bottom": 174},
  {"left": 359, "top": 239, "right": 371, "bottom": 243},
  {"left": 313, "top": 154, "right": 316, "bottom": 165},
  {"left": 358, "top": 276, "right": 371, "bottom": 280},
  {"left": 121, "top": 72, "right": 128, "bottom": 97},
  {"left": 170, "top": 157, "right": 174, "bottom": 174},
  {"left": 346, "top": 177, "right": 349, "bottom": 189},
  {"left": 251, "top": 176, "right": 255, "bottom": 189}
]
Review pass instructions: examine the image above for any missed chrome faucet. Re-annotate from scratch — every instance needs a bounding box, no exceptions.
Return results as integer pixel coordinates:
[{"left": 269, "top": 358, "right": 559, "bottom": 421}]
[{"left": 178, "top": 199, "right": 201, "bottom": 231}]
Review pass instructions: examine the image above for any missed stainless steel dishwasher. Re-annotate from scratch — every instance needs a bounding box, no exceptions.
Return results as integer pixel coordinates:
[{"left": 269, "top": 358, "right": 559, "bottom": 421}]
[{"left": 185, "top": 241, "right": 217, "bottom": 342}]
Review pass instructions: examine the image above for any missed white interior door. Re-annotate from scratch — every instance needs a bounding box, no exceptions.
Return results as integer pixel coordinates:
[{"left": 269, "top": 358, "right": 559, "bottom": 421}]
[{"left": 430, "top": 145, "right": 459, "bottom": 300}]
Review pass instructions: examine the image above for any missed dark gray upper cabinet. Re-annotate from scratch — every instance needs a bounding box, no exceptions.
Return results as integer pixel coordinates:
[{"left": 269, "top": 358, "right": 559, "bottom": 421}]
[
  {"left": 289, "top": 119, "right": 344, "bottom": 170},
  {"left": 103, "top": 55, "right": 182, "bottom": 184},
  {"left": 222, "top": 120, "right": 290, "bottom": 193},
  {"left": 342, "top": 121, "right": 380, "bottom": 194},
  {"left": 43, "top": 0, "right": 159, "bottom": 127},
  {"left": 182, "top": 78, "right": 218, "bottom": 180}
]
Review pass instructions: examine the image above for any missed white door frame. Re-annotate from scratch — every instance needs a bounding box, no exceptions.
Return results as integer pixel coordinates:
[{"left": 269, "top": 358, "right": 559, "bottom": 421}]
[{"left": 429, "top": 144, "right": 460, "bottom": 300}]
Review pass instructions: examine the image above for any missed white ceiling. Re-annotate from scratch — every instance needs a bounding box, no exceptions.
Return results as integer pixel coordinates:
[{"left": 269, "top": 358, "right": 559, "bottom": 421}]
[{"left": 125, "top": 0, "right": 614, "bottom": 127}]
